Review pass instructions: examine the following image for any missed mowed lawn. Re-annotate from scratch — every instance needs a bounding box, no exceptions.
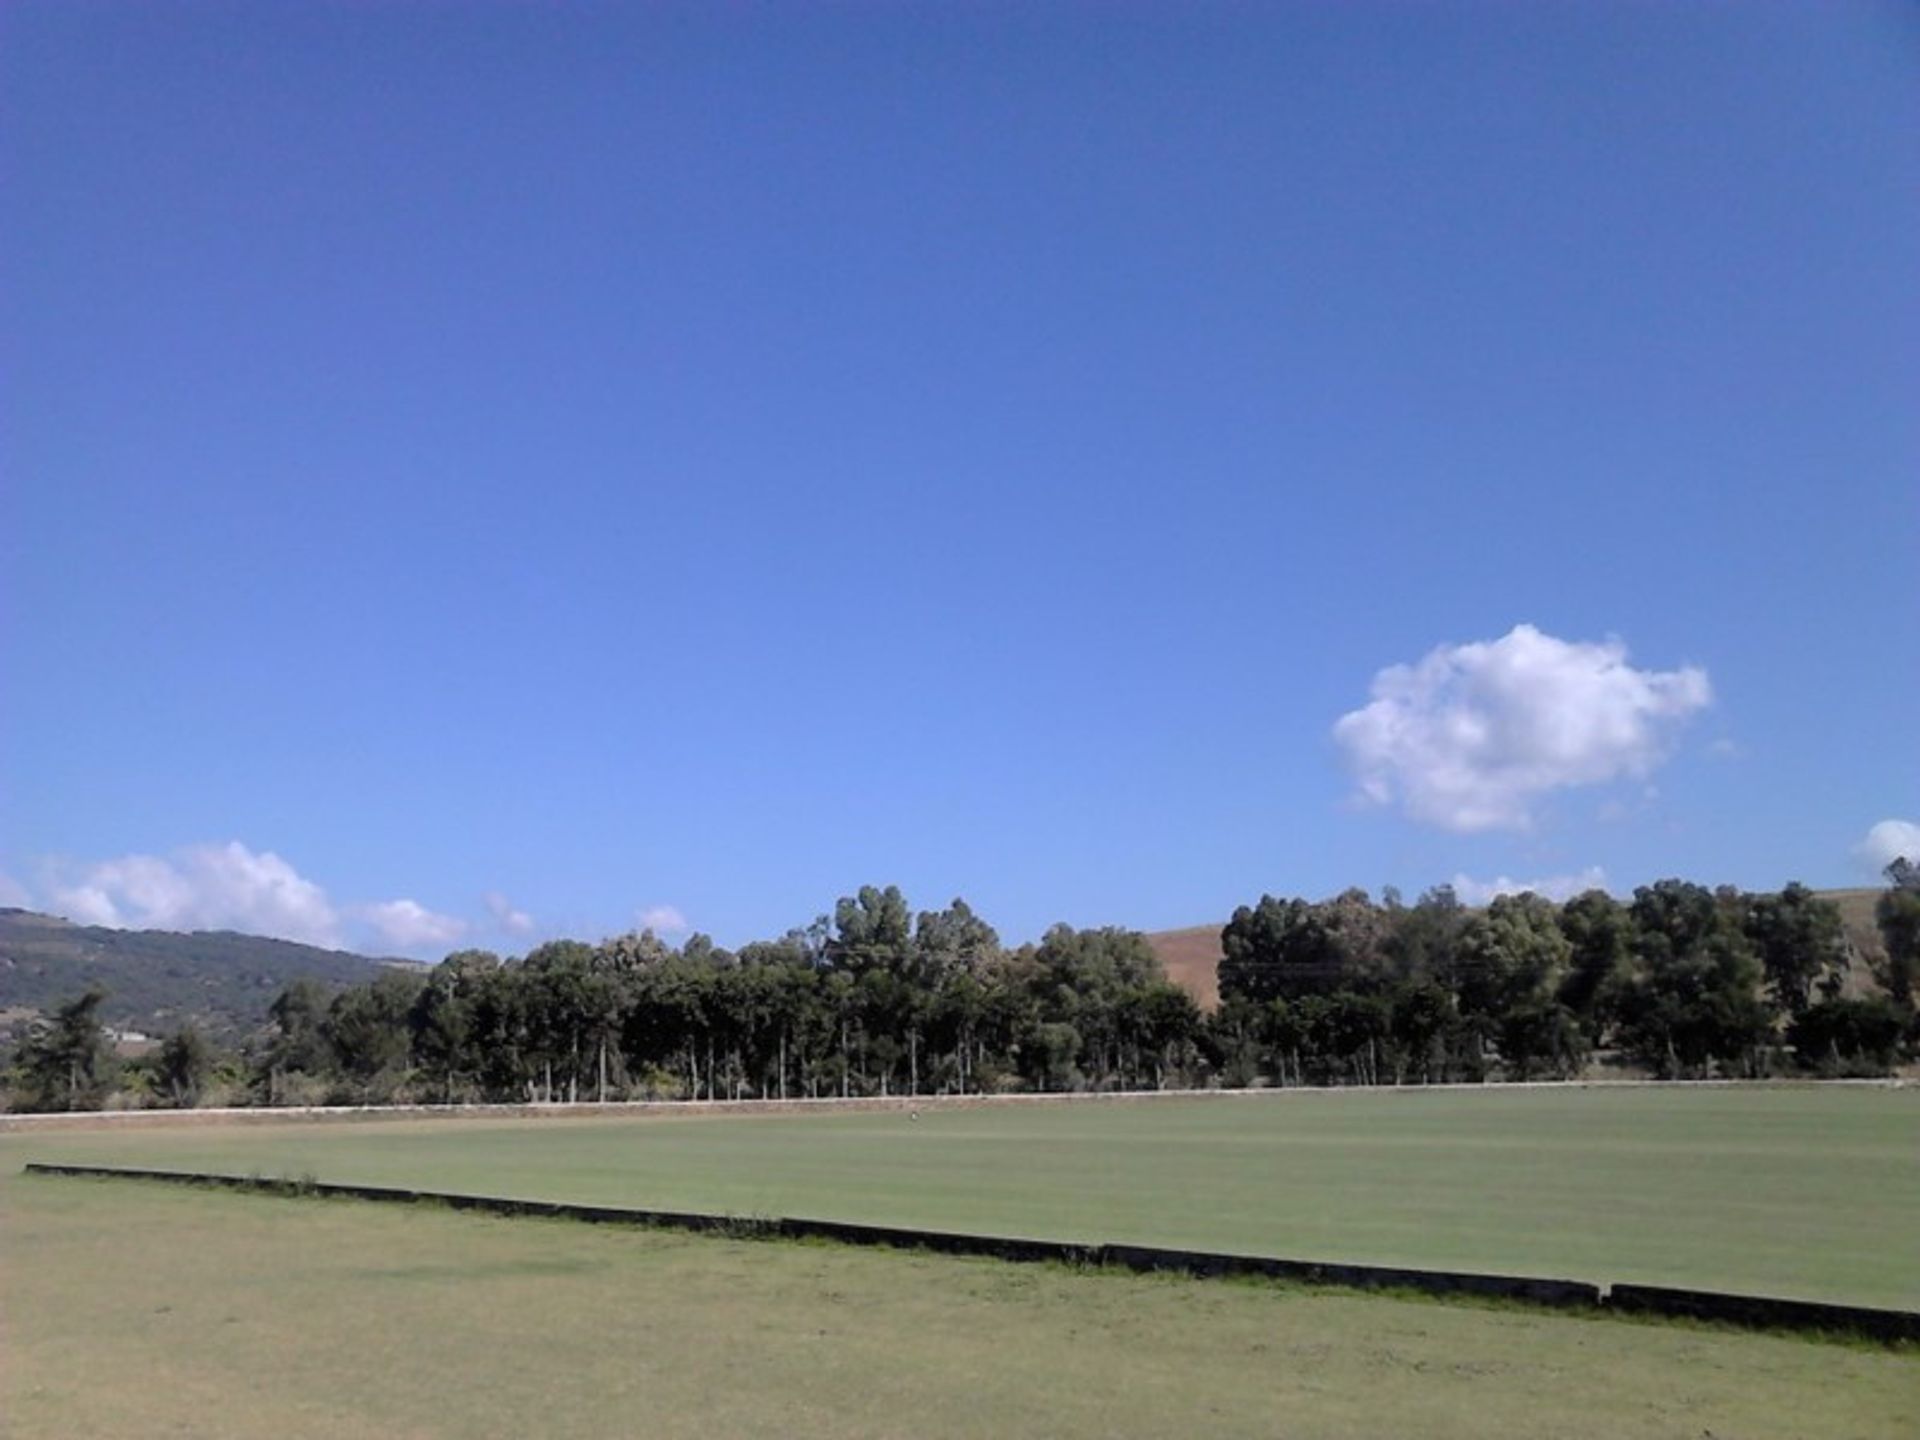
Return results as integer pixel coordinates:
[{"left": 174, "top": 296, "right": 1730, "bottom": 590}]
[
  {"left": 3, "top": 1168, "right": 1915, "bottom": 1440},
  {"left": 7, "top": 1086, "right": 1916, "bottom": 1309}
]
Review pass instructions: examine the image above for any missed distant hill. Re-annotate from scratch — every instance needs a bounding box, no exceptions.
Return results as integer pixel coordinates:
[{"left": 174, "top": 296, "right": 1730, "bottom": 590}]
[
  {"left": 1145, "top": 888, "right": 1892, "bottom": 1013},
  {"left": 0, "top": 909, "right": 415, "bottom": 1040},
  {"left": 1142, "top": 925, "right": 1226, "bottom": 1010}
]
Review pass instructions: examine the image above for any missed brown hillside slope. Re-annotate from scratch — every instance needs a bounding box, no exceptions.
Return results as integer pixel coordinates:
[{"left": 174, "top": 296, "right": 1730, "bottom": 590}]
[
  {"left": 1146, "top": 888, "right": 1892, "bottom": 1013},
  {"left": 1142, "top": 925, "right": 1225, "bottom": 1010}
]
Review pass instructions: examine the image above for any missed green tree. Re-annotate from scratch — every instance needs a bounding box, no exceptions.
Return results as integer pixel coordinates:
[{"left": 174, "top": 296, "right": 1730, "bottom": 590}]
[
  {"left": 1022, "top": 1020, "right": 1082, "bottom": 1092},
  {"left": 1874, "top": 863, "right": 1920, "bottom": 1011},
  {"left": 1615, "top": 881, "right": 1771, "bottom": 1077},
  {"left": 826, "top": 885, "right": 915, "bottom": 978},
  {"left": 410, "top": 950, "right": 498, "bottom": 1103},
  {"left": 1387, "top": 979, "right": 1456, "bottom": 1084},
  {"left": 1220, "top": 896, "right": 1345, "bottom": 1004},
  {"left": 1743, "top": 883, "right": 1848, "bottom": 1019},
  {"left": 1555, "top": 889, "right": 1631, "bottom": 1035},
  {"left": 258, "top": 978, "right": 335, "bottom": 1103},
  {"left": 1787, "top": 997, "right": 1905, "bottom": 1074},
  {"left": 1497, "top": 999, "right": 1587, "bottom": 1080},
  {"left": 1115, "top": 981, "right": 1200, "bottom": 1089},
  {"left": 1451, "top": 894, "right": 1572, "bottom": 1018},
  {"left": 521, "top": 940, "right": 601, "bottom": 1102},
  {"left": 14, "top": 989, "right": 117, "bottom": 1112},
  {"left": 1382, "top": 885, "right": 1465, "bottom": 984},
  {"left": 155, "top": 1024, "right": 215, "bottom": 1107},
  {"left": 324, "top": 969, "right": 425, "bottom": 1093},
  {"left": 913, "top": 898, "right": 1001, "bottom": 982}
]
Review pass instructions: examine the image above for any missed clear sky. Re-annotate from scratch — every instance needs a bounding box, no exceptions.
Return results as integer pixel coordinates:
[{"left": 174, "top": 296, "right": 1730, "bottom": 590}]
[{"left": 3, "top": 2, "right": 1915, "bottom": 957}]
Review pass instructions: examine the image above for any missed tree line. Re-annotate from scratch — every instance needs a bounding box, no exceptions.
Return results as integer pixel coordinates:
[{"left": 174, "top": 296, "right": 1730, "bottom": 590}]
[{"left": 7, "top": 865, "right": 1918, "bottom": 1112}]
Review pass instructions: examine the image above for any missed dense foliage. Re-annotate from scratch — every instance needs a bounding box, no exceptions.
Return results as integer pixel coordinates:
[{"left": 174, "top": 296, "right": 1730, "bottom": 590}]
[{"left": 5, "top": 869, "right": 1915, "bottom": 1111}]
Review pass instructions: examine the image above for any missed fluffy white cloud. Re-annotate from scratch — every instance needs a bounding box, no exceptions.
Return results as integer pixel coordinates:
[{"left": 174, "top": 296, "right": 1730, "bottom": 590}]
[
  {"left": 485, "top": 891, "right": 535, "bottom": 936},
  {"left": 1450, "top": 867, "right": 1611, "bottom": 906},
  {"left": 49, "top": 842, "right": 342, "bottom": 948},
  {"left": 1334, "top": 624, "right": 1711, "bottom": 831},
  {"left": 0, "top": 870, "right": 32, "bottom": 908},
  {"left": 363, "top": 899, "right": 468, "bottom": 952},
  {"left": 638, "top": 904, "right": 689, "bottom": 936},
  {"left": 1855, "top": 819, "right": 1920, "bottom": 875}
]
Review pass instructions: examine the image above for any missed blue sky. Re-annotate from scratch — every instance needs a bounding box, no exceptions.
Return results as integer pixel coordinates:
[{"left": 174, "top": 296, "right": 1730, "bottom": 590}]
[{"left": 3, "top": 2, "right": 1915, "bottom": 956}]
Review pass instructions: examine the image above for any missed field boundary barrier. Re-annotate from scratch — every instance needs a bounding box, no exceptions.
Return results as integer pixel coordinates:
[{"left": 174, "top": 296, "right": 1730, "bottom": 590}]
[
  {"left": 23, "top": 1162, "right": 1918, "bottom": 1342},
  {"left": 1, "top": 1076, "right": 1906, "bottom": 1133}
]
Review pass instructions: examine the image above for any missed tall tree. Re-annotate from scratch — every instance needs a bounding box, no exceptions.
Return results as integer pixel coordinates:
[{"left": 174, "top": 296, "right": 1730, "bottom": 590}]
[
  {"left": 155, "top": 1024, "right": 215, "bottom": 1108},
  {"left": 1743, "top": 883, "right": 1848, "bottom": 1019},
  {"left": 826, "top": 886, "right": 915, "bottom": 979},
  {"left": 15, "top": 989, "right": 118, "bottom": 1112},
  {"left": 1615, "top": 880, "right": 1771, "bottom": 1077},
  {"left": 913, "top": 898, "right": 1001, "bottom": 983},
  {"left": 1220, "top": 896, "right": 1351, "bottom": 1004},
  {"left": 410, "top": 950, "right": 498, "bottom": 1103},
  {"left": 1556, "top": 889, "right": 1631, "bottom": 1036},
  {"left": 1874, "top": 863, "right": 1920, "bottom": 1010},
  {"left": 324, "top": 969, "right": 424, "bottom": 1091},
  {"left": 1383, "top": 885, "right": 1465, "bottom": 984}
]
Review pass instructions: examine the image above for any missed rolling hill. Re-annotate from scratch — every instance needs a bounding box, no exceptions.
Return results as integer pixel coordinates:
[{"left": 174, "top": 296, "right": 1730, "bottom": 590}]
[{"left": 0, "top": 909, "right": 415, "bottom": 1040}]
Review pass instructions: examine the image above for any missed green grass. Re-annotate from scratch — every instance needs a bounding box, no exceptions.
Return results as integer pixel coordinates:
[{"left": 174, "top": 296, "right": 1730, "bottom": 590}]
[
  {"left": 8, "top": 1086, "right": 1917, "bottom": 1308},
  {"left": 4, "top": 1166, "right": 1914, "bottom": 1440}
]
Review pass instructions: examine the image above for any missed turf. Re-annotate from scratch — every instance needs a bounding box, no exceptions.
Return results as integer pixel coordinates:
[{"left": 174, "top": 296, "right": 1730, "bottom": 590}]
[
  {"left": 7, "top": 1086, "right": 1916, "bottom": 1308},
  {"left": 3, "top": 1167, "right": 1914, "bottom": 1440}
]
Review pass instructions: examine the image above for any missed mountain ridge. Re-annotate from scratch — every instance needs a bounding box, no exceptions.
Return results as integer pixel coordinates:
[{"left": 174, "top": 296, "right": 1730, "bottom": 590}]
[{"left": 0, "top": 908, "right": 416, "bottom": 1039}]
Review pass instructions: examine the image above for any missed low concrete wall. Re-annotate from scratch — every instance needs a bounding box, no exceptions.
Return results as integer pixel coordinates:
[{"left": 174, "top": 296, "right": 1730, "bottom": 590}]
[
  {"left": 30, "top": 1162, "right": 1914, "bottom": 1341},
  {"left": 1605, "top": 1282, "right": 1920, "bottom": 1344},
  {"left": 2, "top": 1077, "right": 1906, "bottom": 1133}
]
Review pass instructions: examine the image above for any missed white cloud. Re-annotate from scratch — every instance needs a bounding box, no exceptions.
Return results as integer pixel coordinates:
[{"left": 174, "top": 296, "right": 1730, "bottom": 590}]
[
  {"left": 1333, "top": 624, "right": 1711, "bottom": 831},
  {"left": 1855, "top": 819, "right": 1920, "bottom": 876},
  {"left": 485, "top": 891, "right": 535, "bottom": 936},
  {"left": 638, "top": 904, "right": 689, "bottom": 936},
  {"left": 0, "top": 871, "right": 31, "bottom": 908},
  {"left": 48, "top": 842, "right": 342, "bottom": 947},
  {"left": 1450, "top": 867, "right": 1611, "bottom": 906},
  {"left": 362, "top": 899, "right": 468, "bottom": 952}
]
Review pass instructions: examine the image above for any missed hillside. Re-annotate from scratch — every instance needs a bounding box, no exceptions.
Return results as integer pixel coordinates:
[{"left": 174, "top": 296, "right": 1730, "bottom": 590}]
[
  {"left": 1145, "top": 888, "right": 1894, "bottom": 1013},
  {"left": 0, "top": 909, "right": 413, "bottom": 1040},
  {"left": 1142, "top": 925, "right": 1226, "bottom": 1010}
]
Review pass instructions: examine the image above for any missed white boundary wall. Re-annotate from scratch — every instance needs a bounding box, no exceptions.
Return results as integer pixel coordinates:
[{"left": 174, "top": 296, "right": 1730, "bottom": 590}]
[{"left": 0, "top": 1076, "right": 1905, "bottom": 1132}]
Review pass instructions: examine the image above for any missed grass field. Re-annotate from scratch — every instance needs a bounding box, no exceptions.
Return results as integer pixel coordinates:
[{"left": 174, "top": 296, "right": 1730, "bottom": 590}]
[
  {"left": 7, "top": 1086, "right": 1917, "bottom": 1308},
  {"left": 3, "top": 1165, "right": 1915, "bottom": 1440}
]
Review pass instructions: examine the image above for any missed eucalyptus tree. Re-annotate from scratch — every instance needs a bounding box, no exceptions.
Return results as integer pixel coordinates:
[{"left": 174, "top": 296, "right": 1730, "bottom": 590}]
[
  {"left": 13, "top": 988, "right": 116, "bottom": 1111},
  {"left": 324, "top": 969, "right": 425, "bottom": 1093},
  {"left": 826, "top": 885, "right": 915, "bottom": 978},
  {"left": 1556, "top": 889, "right": 1632, "bottom": 1037},
  {"left": 1874, "top": 861, "right": 1920, "bottom": 1010},
  {"left": 1615, "top": 880, "right": 1771, "bottom": 1077},
  {"left": 1220, "top": 892, "right": 1383, "bottom": 1005},
  {"left": 1742, "top": 883, "right": 1848, "bottom": 1019},
  {"left": 260, "top": 978, "right": 334, "bottom": 1101},
  {"left": 155, "top": 1024, "right": 215, "bottom": 1107},
  {"left": 411, "top": 949, "right": 499, "bottom": 1103}
]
